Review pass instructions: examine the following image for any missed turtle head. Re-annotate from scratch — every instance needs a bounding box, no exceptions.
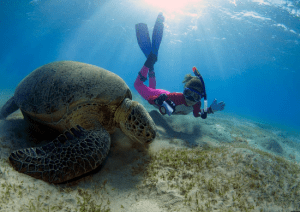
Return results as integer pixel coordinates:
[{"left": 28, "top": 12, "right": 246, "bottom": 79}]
[{"left": 114, "top": 98, "right": 156, "bottom": 145}]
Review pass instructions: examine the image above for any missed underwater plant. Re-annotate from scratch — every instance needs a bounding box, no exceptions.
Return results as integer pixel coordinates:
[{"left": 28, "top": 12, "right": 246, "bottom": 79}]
[{"left": 140, "top": 143, "right": 300, "bottom": 211}]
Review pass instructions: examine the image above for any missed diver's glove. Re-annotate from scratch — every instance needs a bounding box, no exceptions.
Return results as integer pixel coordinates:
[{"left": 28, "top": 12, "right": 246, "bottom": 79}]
[
  {"left": 209, "top": 99, "right": 225, "bottom": 113},
  {"left": 154, "top": 94, "right": 176, "bottom": 116},
  {"left": 144, "top": 52, "right": 157, "bottom": 71}
]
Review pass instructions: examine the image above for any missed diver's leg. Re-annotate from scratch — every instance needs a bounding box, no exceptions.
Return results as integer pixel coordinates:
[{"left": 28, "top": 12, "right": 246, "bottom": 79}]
[
  {"left": 148, "top": 68, "right": 156, "bottom": 89},
  {"left": 134, "top": 66, "right": 162, "bottom": 100},
  {"left": 134, "top": 66, "right": 150, "bottom": 99}
]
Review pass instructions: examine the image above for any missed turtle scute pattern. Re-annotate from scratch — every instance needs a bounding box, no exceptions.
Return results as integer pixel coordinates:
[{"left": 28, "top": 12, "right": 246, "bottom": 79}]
[
  {"left": 14, "top": 61, "right": 131, "bottom": 116},
  {"left": 125, "top": 104, "right": 156, "bottom": 143},
  {"left": 115, "top": 98, "right": 156, "bottom": 144},
  {"left": 9, "top": 125, "right": 111, "bottom": 184}
]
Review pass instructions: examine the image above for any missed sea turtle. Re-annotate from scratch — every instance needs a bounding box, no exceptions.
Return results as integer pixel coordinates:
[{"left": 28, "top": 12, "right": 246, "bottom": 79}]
[{"left": 0, "top": 61, "right": 156, "bottom": 183}]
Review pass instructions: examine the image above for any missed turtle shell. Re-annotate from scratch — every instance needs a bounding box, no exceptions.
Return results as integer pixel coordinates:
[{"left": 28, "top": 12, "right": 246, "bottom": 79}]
[{"left": 14, "top": 61, "right": 132, "bottom": 131}]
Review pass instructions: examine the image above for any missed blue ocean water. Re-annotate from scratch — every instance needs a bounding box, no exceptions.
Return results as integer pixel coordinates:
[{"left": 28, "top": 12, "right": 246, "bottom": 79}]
[{"left": 0, "top": 0, "right": 299, "bottom": 133}]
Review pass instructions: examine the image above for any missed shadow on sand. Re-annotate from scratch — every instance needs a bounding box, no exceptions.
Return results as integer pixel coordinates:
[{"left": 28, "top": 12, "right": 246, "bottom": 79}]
[{"left": 149, "top": 110, "right": 203, "bottom": 147}]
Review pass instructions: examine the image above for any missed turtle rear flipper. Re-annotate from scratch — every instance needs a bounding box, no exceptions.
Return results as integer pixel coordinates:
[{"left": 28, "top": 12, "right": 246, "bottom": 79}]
[
  {"left": 0, "top": 96, "right": 19, "bottom": 120},
  {"left": 9, "top": 125, "right": 111, "bottom": 183}
]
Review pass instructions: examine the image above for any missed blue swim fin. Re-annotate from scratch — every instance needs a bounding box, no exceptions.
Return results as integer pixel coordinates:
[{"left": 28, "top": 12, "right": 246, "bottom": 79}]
[
  {"left": 151, "top": 12, "right": 165, "bottom": 56},
  {"left": 135, "top": 23, "right": 152, "bottom": 58}
]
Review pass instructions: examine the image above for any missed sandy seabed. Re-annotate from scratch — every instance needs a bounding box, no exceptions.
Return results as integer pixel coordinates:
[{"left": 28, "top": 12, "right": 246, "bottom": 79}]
[{"left": 0, "top": 93, "right": 300, "bottom": 212}]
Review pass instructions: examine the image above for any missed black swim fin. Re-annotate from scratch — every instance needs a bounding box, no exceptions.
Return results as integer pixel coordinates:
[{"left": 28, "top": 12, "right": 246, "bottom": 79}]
[
  {"left": 135, "top": 23, "right": 152, "bottom": 58},
  {"left": 151, "top": 12, "right": 165, "bottom": 56},
  {"left": 136, "top": 13, "right": 165, "bottom": 58}
]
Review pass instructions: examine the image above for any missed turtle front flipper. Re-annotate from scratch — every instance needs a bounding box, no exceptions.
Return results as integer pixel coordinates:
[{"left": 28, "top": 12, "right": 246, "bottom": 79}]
[
  {"left": 9, "top": 125, "right": 111, "bottom": 183},
  {"left": 0, "top": 96, "right": 19, "bottom": 120}
]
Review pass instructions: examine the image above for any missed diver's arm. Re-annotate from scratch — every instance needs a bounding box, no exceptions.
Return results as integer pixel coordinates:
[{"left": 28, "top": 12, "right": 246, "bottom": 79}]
[
  {"left": 193, "top": 102, "right": 214, "bottom": 118},
  {"left": 193, "top": 102, "right": 201, "bottom": 117}
]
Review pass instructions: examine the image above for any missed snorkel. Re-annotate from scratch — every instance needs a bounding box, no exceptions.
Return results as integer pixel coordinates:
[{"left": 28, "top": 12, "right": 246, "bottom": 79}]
[{"left": 192, "top": 67, "right": 208, "bottom": 119}]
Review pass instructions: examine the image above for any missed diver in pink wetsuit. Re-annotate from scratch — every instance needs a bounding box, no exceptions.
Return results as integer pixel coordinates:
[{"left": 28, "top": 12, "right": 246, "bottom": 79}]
[
  {"left": 134, "top": 13, "right": 225, "bottom": 118},
  {"left": 134, "top": 58, "right": 225, "bottom": 118}
]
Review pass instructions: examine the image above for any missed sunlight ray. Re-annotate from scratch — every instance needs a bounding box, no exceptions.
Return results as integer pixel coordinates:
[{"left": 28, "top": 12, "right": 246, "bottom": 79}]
[{"left": 144, "top": 0, "right": 201, "bottom": 13}]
